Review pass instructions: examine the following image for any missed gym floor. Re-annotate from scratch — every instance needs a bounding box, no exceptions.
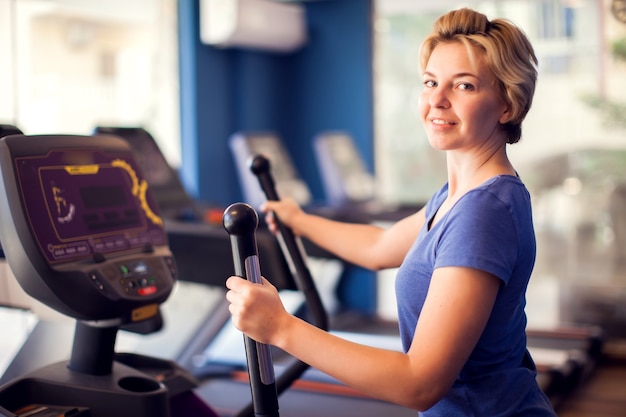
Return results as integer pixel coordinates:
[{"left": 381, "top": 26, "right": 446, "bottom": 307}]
[{"left": 556, "top": 341, "right": 626, "bottom": 417}]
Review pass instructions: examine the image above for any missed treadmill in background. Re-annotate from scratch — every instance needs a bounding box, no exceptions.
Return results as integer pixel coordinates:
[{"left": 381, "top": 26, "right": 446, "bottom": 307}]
[
  {"left": 313, "top": 130, "right": 423, "bottom": 220},
  {"left": 313, "top": 131, "right": 376, "bottom": 206},
  {"left": 229, "top": 131, "right": 313, "bottom": 211}
]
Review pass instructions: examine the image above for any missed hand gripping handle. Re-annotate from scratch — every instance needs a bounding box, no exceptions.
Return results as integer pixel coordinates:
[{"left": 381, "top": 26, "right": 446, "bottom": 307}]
[{"left": 223, "top": 202, "right": 279, "bottom": 417}]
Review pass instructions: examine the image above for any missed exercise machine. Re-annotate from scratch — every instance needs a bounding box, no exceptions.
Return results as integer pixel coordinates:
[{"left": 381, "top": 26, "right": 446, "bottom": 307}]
[
  {"left": 0, "top": 133, "right": 405, "bottom": 416},
  {"left": 186, "top": 154, "right": 416, "bottom": 417},
  {"left": 0, "top": 133, "right": 218, "bottom": 417},
  {"left": 90, "top": 126, "right": 300, "bottom": 290}
]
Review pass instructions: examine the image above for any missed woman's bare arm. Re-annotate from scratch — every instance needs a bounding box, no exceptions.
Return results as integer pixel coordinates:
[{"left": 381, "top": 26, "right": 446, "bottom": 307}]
[
  {"left": 262, "top": 198, "right": 426, "bottom": 270},
  {"left": 226, "top": 266, "right": 500, "bottom": 410}
]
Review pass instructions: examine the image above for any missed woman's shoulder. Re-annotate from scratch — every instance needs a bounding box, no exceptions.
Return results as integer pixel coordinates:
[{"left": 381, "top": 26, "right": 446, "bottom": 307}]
[
  {"left": 473, "top": 174, "right": 530, "bottom": 204},
  {"left": 446, "top": 175, "right": 532, "bottom": 224}
]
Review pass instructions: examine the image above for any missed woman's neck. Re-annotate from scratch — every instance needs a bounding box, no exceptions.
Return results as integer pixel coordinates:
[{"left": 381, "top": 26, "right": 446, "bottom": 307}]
[{"left": 445, "top": 144, "right": 514, "bottom": 197}]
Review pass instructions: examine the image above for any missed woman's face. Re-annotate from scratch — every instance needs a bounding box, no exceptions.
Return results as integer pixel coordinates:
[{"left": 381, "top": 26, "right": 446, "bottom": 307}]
[{"left": 418, "top": 41, "right": 510, "bottom": 153}]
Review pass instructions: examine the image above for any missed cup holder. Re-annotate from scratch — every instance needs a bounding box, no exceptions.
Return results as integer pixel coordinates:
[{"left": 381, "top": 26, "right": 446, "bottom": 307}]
[{"left": 118, "top": 376, "right": 162, "bottom": 393}]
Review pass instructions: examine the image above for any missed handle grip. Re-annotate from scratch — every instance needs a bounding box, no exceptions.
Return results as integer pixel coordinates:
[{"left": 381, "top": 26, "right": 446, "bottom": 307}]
[
  {"left": 249, "top": 155, "right": 327, "bottom": 302},
  {"left": 223, "top": 202, "right": 279, "bottom": 417}
]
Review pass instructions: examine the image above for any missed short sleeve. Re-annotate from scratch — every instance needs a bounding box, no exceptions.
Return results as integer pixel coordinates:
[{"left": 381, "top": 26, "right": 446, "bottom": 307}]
[{"left": 434, "top": 190, "right": 518, "bottom": 285}]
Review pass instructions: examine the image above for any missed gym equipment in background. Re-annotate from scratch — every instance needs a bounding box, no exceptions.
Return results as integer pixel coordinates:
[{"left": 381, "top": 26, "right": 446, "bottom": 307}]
[
  {"left": 93, "top": 126, "right": 207, "bottom": 222},
  {"left": 229, "top": 132, "right": 312, "bottom": 211},
  {"left": 312, "top": 130, "right": 424, "bottom": 221},
  {"left": 0, "top": 134, "right": 218, "bottom": 417},
  {"left": 312, "top": 131, "right": 376, "bottom": 206}
]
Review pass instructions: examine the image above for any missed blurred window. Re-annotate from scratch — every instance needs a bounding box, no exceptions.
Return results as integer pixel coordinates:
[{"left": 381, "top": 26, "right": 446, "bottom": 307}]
[
  {"left": 374, "top": 0, "right": 626, "bottom": 328},
  {"left": 0, "top": 0, "right": 180, "bottom": 166},
  {"left": 374, "top": 0, "right": 626, "bottom": 204}
]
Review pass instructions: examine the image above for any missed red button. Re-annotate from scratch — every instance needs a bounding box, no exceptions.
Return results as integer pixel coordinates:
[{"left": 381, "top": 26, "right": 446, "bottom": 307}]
[{"left": 137, "top": 286, "right": 157, "bottom": 296}]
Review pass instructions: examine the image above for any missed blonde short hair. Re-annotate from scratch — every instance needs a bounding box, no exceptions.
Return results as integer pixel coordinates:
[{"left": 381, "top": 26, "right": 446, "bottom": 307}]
[{"left": 419, "top": 8, "right": 538, "bottom": 144}]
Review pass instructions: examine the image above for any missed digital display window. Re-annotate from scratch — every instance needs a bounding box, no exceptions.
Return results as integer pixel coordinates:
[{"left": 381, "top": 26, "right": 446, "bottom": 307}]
[
  {"left": 16, "top": 149, "right": 165, "bottom": 264},
  {"left": 40, "top": 165, "right": 143, "bottom": 240},
  {"left": 80, "top": 185, "right": 128, "bottom": 209}
]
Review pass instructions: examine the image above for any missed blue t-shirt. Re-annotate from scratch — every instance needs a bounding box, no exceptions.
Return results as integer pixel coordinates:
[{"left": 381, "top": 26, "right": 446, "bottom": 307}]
[{"left": 395, "top": 175, "right": 556, "bottom": 416}]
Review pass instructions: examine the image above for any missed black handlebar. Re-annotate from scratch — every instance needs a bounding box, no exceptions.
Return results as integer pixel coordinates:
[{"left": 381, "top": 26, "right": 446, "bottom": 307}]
[
  {"left": 223, "top": 203, "right": 280, "bottom": 417},
  {"left": 249, "top": 155, "right": 329, "bottom": 329}
]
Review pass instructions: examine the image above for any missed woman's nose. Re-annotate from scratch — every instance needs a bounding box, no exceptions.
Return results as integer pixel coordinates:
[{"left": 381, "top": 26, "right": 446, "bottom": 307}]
[{"left": 428, "top": 87, "right": 450, "bottom": 108}]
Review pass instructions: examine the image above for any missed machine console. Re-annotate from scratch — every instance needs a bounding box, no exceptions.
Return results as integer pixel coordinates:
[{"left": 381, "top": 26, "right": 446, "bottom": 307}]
[{"left": 0, "top": 134, "right": 176, "bottom": 322}]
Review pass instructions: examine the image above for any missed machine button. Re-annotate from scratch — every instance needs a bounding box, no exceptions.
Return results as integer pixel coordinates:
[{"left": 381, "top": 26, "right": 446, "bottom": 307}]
[
  {"left": 137, "top": 286, "right": 157, "bottom": 296},
  {"left": 89, "top": 272, "right": 107, "bottom": 293}
]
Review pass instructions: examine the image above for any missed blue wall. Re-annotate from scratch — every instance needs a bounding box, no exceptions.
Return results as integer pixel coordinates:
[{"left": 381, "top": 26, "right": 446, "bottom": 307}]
[
  {"left": 178, "top": 0, "right": 373, "bottom": 207},
  {"left": 177, "top": 0, "right": 376, "bottom": 313}
]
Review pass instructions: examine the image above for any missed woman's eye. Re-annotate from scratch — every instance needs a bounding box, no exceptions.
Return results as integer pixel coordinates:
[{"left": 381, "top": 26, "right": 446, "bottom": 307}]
[
  {"left": 424, "top": 80, "right": 436, "bottom": 88},
  {"left": 458, "top": 83, "right": 474, "bottom": 91}
]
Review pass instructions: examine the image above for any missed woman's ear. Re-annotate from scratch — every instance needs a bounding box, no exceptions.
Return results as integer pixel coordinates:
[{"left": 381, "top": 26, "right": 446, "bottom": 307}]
[{"left": 499, "top": 105, "right": 513, "bottom": 124}]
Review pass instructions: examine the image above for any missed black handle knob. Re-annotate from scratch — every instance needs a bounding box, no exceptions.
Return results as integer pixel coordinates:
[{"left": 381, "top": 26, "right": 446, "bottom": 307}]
[
  {"left": 223, "top": 202, "right": 259, "bottom": 276},
  {"left": 223, "top": 201, "right": 258, "bottom": 236},
  {"left": 249, "top": 154, "right": 280, "bottom": 201}
]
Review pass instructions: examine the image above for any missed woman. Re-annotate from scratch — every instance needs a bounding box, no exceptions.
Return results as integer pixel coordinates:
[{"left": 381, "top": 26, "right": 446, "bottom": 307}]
[{"left": 226, "top": 7, "right": 557, "bottom": 416}]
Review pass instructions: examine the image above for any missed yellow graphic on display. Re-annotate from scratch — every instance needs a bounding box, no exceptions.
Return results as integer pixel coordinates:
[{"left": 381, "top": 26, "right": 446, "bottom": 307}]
[
  {"left": 52, "top": 186, "right": 75, "bottom": 223},
  {"left": 111, "top": 159, "right": 162, "bottom": 226},
  {"left": 64, "top": 165, "right": 100, "bottom": 175}
]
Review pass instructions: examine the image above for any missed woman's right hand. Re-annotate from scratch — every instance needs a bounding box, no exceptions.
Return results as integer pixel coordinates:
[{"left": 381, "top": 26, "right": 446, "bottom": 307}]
[{"left": 261, "top": 197, "right": 305, "bottom": 235}]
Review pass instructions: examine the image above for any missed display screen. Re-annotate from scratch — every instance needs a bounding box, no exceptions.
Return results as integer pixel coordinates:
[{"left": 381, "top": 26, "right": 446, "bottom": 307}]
[
  {"left": 16, "top": 149, "right": 166, "bottom": 264},
  {"left": 80, "top": 185, "right": 128, "bottom": 209}
]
